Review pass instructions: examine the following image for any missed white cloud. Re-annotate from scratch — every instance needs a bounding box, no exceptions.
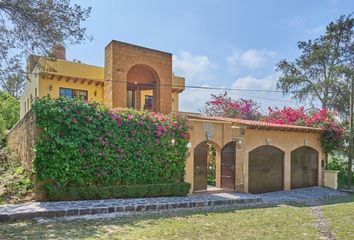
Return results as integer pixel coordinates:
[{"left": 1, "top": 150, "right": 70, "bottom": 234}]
[
  {"left": 227, "top": 49, "right": 276, "bottom": 72},
  {"left": 231, "top": 74, "right": 277, "bottom": 91},
  {"left": 173, "top": 51, "right": 215, "bottom": 83}
]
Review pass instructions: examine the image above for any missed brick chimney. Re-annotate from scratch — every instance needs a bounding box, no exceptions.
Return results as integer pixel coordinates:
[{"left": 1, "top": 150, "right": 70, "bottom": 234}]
[{"left": 51, "top": 44, "right": 66, "bottom": 60}]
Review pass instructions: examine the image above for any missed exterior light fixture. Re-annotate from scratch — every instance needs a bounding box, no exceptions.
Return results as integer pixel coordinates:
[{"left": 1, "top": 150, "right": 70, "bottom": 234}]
[
  {"left": 304, "top": 139, "right": 308, "bottom": 146},
  {"left": 266, "top": 138, "right": 271, "bottom": 145},
  {"left": 49, "top": 85, "right": 53, "bottom": 91}
]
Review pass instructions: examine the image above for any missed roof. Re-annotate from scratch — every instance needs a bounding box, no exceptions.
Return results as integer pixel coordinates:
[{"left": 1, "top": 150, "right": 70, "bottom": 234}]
[{"left": 183, "top": 112, "right": 323, "bottom": 133}]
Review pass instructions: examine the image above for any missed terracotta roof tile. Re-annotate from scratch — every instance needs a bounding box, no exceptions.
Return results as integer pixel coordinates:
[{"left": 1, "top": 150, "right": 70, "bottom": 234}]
[{"left": 182, "top": 112, "right": 323, "bottom": 133}]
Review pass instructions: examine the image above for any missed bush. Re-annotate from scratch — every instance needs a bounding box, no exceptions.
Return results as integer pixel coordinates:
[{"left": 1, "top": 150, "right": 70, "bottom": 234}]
[
  {"left": 45, "top": 182, "right": 191, "bottom": 201},
  {"left": 0, "top": 148, "right": 34, "bottom": 203},
  {"left": 327, "top": 154, "right": 354, "bottom": 187},
  {"left": 32, "top": 97, "right": 190, "bottom": 199}
]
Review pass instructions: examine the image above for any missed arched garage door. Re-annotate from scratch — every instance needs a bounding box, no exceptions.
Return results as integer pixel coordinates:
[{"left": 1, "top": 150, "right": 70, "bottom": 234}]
[
  {"left": 249, "top": 146, "right": 284, "bottom": 193},
  {"left": 291, "top": 146, "right": 318, "bottom": 189}
]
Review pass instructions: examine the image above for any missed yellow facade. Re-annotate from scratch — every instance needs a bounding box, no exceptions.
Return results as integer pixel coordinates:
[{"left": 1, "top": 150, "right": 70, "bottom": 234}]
[{"left": 21, "top": 49, "right": 185, "bottom": 118}]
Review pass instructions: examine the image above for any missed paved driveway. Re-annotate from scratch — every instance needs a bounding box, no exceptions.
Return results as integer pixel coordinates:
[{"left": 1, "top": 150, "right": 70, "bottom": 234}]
[{"left": 256, "top": 186, "right": 347, "bottom": 203}]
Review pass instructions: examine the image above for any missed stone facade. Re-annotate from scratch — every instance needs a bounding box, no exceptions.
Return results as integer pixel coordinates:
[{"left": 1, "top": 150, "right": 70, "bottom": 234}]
[
  {"left": 104, "top": 40, "right": 173, "bottom": 113},
  {"left": 6, "top": 111, "right": 37, "bottom": 171}
]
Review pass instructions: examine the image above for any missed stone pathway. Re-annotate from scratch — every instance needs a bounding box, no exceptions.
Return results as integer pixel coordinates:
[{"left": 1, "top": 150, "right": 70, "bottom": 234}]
[
  {"left": 0, "top": 187, "right": 347, "bottom": 221},
  {"left": 257, "top": 186, "right": 347, "bottom": 203},
  {"left": 0, "top": 192, "right": 260, "bottom": 221},
  {"left": 308, "top": 200, "right": 336, "bottom": 240}
]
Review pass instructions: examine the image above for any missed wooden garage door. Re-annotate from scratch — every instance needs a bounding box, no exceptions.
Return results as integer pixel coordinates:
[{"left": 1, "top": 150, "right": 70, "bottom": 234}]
[
  {"left": 249, "top": 146, "right": 284, "bottom": 193},
  {"left": 221, "top": 142, "right": 235, "bottom": 190},
  {"left": 194, "top": 141, "right": 208, "bottom": 191},
  {"left": 291, "top": 146, "right": 318, "bottom": 189}
]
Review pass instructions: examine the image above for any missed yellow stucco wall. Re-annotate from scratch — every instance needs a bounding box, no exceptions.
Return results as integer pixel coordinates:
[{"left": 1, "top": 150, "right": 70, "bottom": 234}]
[
  {"left": 20, "top": 58, "right": 105, "bottom": 118},
  {"left": 186, "top": 119, "right": 324, "bottom": 193}
]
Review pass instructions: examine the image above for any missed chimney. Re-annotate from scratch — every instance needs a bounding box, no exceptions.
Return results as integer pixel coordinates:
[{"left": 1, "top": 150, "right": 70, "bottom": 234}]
[{"left": 51, "top": 44, "right": 66, "bottom": 60}]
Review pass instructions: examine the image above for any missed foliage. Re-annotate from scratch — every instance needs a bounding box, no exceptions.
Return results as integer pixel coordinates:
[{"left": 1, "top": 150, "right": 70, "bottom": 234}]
[
  {"left": 46, "top": 182, "right": 191, "bottom": 201},
  {"left": 276, "top": 14, "right": 354, "bottom": 118},
  {"left": 263, "top": 107, "right": 344, "bottom": 153},
  {"left": 1, "top": 73, "right": 24, "bottom": 99},
  {"left": 0, "top": 148, "right": 33, "bottom": 204},
  {"left": 32, "top": 97, "right": 190, "bottom": 197},
  {"left": 0, "top": 90, "right": 19, "bottom": 141},
  {"left": 203, "top": 92, "right": 261, "bottom": 120},
  {"left": 327, "top": 154, "right": 354, "bottom": 187},
  {"left": 207, "top": 143, "right": 216, "bottom": 186},
  {"left": 0, "top": 0, "right": 91, "bottom": 84}
]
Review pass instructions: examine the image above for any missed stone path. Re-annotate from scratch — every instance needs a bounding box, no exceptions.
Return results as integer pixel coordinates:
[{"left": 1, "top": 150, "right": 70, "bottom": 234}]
[
  {"left": 0, "top": 192, "right": 260, "bottom": 221},
  {"left": 257, "top": 186, "right": 347, "bottom": 203},
  {"left": 308, "top": 200, "right": 336, "bottom": 240},
  {"left": 0, "top": 187, "right": 347, "bottom": 221}
]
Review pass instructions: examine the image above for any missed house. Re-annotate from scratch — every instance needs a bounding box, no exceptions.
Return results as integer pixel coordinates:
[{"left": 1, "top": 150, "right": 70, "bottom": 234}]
[
  {"left": 20, "top": 41, "right": 185, "bottom": 118},
  {"left": 11, "top": 40, "right": 325, "bottom": 195}
]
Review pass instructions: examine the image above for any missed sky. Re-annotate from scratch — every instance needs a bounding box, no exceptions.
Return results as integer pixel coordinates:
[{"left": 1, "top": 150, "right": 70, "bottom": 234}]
[{"left": 69, "top": 0, "right": 354, "bottom": 113}]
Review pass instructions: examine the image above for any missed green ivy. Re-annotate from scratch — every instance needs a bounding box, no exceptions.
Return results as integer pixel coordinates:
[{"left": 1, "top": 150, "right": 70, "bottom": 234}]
[{"left": 32, "top": 97, "right": 190, "bottom": 192}]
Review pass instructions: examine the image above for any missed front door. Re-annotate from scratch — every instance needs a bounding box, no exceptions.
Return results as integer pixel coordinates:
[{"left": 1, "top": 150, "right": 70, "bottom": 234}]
[
  {"left": 193, "top": 141, "right": 208, "bottom": 191},
  {"left": 221, "top": 142, "right": 236, "bottom": 190}
]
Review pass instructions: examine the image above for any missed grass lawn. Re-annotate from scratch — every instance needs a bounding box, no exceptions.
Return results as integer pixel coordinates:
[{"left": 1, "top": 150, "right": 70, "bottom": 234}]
[
  {"left": 321, "top": 194, "right": 354, "bottom": 240},
  {"left": 0, "top": 195, "right": 353, "bottom": 240},
  {"left": 0, "top": 204, "right": 318, "bottom": 240}
]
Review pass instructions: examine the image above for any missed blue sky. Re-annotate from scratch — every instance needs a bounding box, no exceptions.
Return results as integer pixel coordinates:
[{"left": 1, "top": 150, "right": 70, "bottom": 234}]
[{"left": 69, "top": 0, "right": 354, "bottom": 112}]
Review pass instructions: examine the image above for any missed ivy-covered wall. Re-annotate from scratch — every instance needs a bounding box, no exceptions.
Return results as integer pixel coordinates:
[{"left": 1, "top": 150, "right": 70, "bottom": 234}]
[{"left": 32, "top": 97, "right": 190, "bottom": 193}]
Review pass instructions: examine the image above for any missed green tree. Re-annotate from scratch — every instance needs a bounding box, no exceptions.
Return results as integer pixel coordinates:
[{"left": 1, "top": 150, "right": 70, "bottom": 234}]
[
  {"left": 0, "top": 0, "right": 91, "bottom": 87},
  {"left": 0, "top": 90, "right": 19, "bottom": 140},
  {"left": 2, "top": 73, "right": 24, "bottom": 99},
  {"left": 276, "top": 14, "right": 354, "bottom": 118}
]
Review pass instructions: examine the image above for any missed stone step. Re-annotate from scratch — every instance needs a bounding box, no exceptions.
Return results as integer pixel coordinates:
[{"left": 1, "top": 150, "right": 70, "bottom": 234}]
[{"left": 0, "top": 193, "right": 261, "bottom": 221}]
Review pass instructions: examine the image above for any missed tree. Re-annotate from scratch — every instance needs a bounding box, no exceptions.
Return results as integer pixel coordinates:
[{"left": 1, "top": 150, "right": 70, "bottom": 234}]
[
  {"left": 2, "top": 73, "right": 24, "bottom": 99},
  {"left": 0, "top": 0, "right": 91, "bottom": 89},
  {"left": 203, "top": 92, "right": 261, "bottom": 120},
  {"left": 0, "top": 90, "right": 19, "bottom": 141},
  {"left": 276, "top": 14, "right": 354, "bottom": 118}
]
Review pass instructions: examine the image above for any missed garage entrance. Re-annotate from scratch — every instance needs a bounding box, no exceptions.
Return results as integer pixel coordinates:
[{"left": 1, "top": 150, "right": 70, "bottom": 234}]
[
  {"left": 291, "top": 146, "right": 318, "bottom": 189},
  {"left": 248, "top": 145, "right": 284, "bottom": 193},
  {"left": 221, "top": 142, "right": 236, "bottom": 190}
]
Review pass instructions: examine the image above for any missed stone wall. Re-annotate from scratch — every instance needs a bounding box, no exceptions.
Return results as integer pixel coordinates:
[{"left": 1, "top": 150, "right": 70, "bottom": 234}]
[{"left": 6, "top": 111, "right": 37, "bottom": 171}]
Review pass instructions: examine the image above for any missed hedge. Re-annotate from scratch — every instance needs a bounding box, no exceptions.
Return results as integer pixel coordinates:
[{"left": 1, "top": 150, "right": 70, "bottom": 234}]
[
  {"left": 46, "top": 182, "right": 191, "bottom": 201},
  {"left": 32, "top": 97, "right": 190, "bottom": 199}
]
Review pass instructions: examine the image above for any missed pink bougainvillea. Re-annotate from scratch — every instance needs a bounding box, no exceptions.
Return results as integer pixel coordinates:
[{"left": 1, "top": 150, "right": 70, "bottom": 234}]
[
  {"left": 263, "top": 106, "right": 344, "bottom": 153},
  {"left": 203, "top": 92, "right": 261, "bottom": 120}
]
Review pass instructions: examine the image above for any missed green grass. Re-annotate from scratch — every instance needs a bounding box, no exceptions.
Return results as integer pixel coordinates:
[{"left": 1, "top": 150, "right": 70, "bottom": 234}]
[
  {"left": 0, "top": 204, "right": 318, "bottom": 240},
  {"left": 321, "top": 194, "right": 354, "bottom": 240},
  {"left": 0, "top": 195, "right": 353, "bottom": 240}
]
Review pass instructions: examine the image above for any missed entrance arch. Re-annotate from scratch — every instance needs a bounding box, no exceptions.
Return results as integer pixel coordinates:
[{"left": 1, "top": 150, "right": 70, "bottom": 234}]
[
  {"left": 126, "top": 64, "right": 159, "bottom": 111},
  {"left": 248, "top": 145, "right": 284, "bottom": 193},
  {"left": 221, "top": 142, "right": 236, "bottom": 190},
  {"left": 291, "top": 146, "right": 318, "bottom": 189}
]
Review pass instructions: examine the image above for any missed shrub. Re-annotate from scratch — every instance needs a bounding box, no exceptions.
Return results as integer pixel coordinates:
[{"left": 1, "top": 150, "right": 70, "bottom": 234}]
[
  {"left": 46, "top": 182, "right": 191, "bottom": 201},
  {"left": 203, "top": 92, "right": 261, "bottom": 120},
  {"left": 264, "top": 107, "right": 344, "bottom": 154},
  {"left": 327, "top": 155, "right": 354, "bottom": 187},
  {"left": 32, "top": 97, "right": 190, "bottom": 199},
  {"left": 0, "top": 148, "right": 34, "bottom": 203}
]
